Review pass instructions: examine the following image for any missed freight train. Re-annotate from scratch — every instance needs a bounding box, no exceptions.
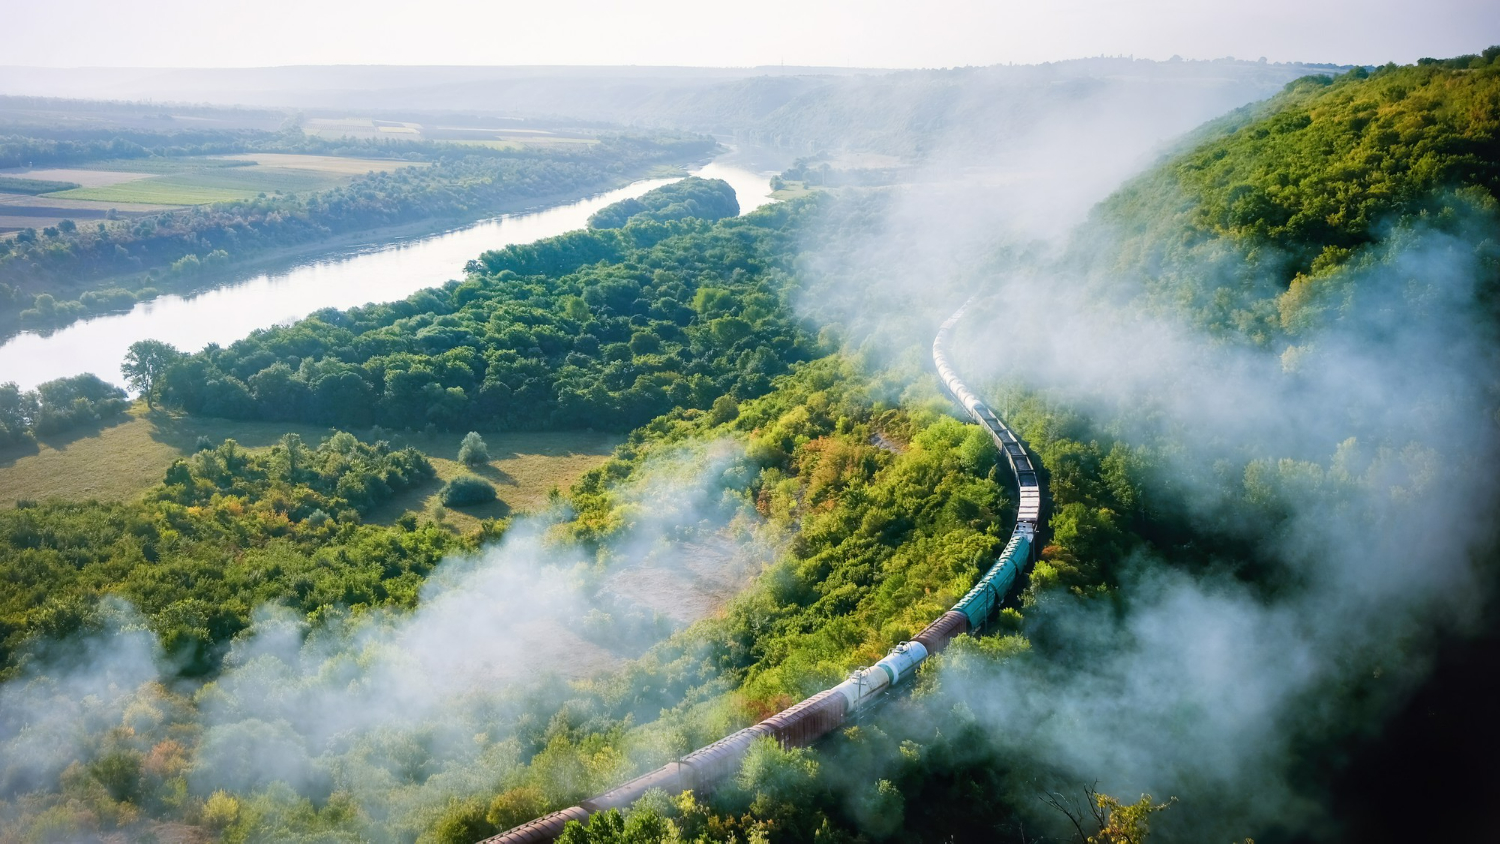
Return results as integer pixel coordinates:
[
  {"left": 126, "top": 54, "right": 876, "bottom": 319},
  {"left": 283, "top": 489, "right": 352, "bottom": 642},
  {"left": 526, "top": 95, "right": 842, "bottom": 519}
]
[{"left": 485, "top": 303, "right": 1043, "bottom": 843}]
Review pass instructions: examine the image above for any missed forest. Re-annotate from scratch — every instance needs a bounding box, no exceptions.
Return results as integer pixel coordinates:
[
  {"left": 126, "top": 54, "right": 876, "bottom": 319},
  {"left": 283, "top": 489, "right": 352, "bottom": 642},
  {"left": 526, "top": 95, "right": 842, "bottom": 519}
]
[
  {"left": 142, "top": 190, "right": 815, "bottom": 434},
  {"left": 586, "top": 177, "right": 739, "bottom": 229},
  {"left": 1082, "top": 50, "right": 1500, "bottom": 338},
  {"left": 1, "top": 49, "right": 1498, "bottom": 844}
]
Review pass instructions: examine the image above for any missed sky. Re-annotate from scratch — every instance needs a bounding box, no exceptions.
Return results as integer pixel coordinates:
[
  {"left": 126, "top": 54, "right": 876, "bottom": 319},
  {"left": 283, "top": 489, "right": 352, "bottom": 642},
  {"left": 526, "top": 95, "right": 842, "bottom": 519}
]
[{"left": 4, "top": 0, "right": 1497, "bottom": 69}]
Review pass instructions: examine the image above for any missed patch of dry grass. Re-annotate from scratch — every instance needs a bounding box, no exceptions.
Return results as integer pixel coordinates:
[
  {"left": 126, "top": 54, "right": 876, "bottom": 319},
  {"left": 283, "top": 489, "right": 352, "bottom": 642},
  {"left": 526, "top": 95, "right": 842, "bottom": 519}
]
[
  {"left": 0, "top": 406, "right": 620, "bottom": 531},
  {"left": 364, "top": 428, "right": 620, "bottom": 532},
  {"left": 215, "top": 154, "right": 422, "bottom": 175}
]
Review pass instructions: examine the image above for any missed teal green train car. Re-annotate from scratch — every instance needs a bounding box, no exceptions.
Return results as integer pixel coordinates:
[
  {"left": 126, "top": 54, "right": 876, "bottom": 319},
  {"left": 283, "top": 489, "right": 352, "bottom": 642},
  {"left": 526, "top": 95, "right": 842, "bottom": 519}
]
[{"left": 954, "top": 524, "right": 1034, "bottom": 629}]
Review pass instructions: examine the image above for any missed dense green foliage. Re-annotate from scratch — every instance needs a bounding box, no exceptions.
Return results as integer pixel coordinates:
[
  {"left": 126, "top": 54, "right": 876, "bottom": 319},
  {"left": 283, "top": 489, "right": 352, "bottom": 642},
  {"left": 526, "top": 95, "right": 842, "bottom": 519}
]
[
  {"left": 586, "top": 177, "right": 739, "bottom": 229},
  {"left": 442, "top": 474, "right": 498, "bottom": 507},
  {"left": 1090, "top": 53, "right": 1500, "bottom": 337},
  {"left": 0, "top": 175, "right": 81, "bottom": 194},
  {"left": 0, "top": 373, "right": 128, "bottom": 446},
  {"left": 0, "top": 431, "right": 454, "bottom": 676},
  {"left": 0, "top": 134, "right": 713, "bottom": 333},
  {"left": 153, "top": 199, "right": 825, "bottom": 433},
  {"left": 122, "top": 339, "right": 185, "bottom": 409},
  {"left": 0, "top": 128, "right": 265, "bottom": 171}
]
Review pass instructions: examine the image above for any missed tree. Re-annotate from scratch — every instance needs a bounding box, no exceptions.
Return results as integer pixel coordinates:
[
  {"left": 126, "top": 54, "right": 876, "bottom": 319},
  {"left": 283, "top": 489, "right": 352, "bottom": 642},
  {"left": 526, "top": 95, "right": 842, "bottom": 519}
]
[
  {"left": 708, "top": 394, "right": 739, "bottom": 426},
  {"left": 1042, "top": 785, "right": 1177, "bottom": 844},
  {"left": 556, "top": 807, "right": 674, "bottom": 844},
  {"left": 122, "top": 339, "right": 183, "bottom": 409},
  {"left": 458, "top": 431, "right": 490, "bottom": 466},
  {"left": 0, "top": 382, "right": 38, "bottom": 446},
  {"left": 432, "top": 797, "right": 497, "bottom": 844}
]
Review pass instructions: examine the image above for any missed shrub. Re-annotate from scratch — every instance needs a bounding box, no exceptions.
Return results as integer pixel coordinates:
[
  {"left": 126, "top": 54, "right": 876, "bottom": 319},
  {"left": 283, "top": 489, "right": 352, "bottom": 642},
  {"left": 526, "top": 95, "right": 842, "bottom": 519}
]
[
  {"left": 458, "top": 431, "right": 490, "bottom": 466},
  {"left": 202, "top": 790, "right": 241, "bottom": 830},
  {"left": 442, "top": 475, "right": 496, "bottom": 507}
]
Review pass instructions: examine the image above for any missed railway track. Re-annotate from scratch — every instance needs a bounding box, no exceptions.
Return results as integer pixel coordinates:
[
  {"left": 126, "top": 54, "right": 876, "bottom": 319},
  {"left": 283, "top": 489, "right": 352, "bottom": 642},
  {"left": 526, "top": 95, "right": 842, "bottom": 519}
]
[{"left": 486, "top": 302, "right": 1044, "bottom": 843}]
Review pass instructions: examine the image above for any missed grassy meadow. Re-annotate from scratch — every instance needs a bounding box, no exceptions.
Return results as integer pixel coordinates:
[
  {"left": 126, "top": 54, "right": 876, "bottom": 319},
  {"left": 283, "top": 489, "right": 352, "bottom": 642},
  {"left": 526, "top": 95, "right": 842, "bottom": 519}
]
[
  {"left": 0, "top": 154, "right": 424, "bottom": 231},
  {"left": 0, "top": 406, "right": 619, "bottom": 530},
  {"left": 44, "top": 154, "right": 420, "bottom": 204},
  {"left": 49, "top": 177, "right": 266, "bottom": 205},
  {"left": 301, "top": 116, "right": 600, "bottom": 149}
]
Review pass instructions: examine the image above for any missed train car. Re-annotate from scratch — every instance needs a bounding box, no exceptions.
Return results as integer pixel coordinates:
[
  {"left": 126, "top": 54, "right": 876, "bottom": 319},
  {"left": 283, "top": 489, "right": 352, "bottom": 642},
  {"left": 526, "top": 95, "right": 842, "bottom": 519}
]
[
  {"left": 487, "top": 807, "right": 591, "bottom": 843},
  {"left": 759, "top": 688, "right": 848, "bottom": 747},
  {"left": 679, "top": 724, "right": 775, "bottom": 789},
  {"left": 580, "top": 764, "right": 689, "bottom": 813},
  {"left": 912, "top": 610, "right": 970, "bottom": 654}
]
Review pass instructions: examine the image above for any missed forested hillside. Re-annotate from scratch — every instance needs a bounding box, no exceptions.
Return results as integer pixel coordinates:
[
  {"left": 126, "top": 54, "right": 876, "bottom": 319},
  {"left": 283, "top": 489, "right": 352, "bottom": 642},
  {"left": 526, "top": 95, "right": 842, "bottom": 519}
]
[
  {"left": 539, "top": 51, "right": 1500, "bottom": 843},
  {"left": 1086, "top": 49, "right": 1500, "bottom": 338}
]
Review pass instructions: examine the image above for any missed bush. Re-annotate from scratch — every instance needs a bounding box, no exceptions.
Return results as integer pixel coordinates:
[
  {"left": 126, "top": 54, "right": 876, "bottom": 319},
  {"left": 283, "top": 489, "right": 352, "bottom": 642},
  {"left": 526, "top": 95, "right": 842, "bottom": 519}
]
[
  {"left": 30, "top": 374, "right": 128, "bottom": 435},
  {"left": 442, "top": 475, "right": 497, "bottom": 507},
  {"left": 458, "top": 431, "right": 490, "bottom": 466},
  {"left": 202, "top": 790, "right": 241, "bottom": 830}
]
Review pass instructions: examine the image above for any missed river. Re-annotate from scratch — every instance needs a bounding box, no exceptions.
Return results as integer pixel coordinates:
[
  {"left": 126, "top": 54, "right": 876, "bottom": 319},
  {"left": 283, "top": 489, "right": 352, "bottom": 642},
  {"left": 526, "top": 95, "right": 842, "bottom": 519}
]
[{"left": 0, "top": 153, "right": 777, "bottom": 392}]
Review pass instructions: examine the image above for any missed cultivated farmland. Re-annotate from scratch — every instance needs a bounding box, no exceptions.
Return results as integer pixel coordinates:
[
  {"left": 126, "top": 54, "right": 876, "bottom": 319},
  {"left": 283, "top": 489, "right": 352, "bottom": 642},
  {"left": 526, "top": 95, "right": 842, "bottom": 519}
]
[
  {"left": 43, "top": 154, "right": 420, "bottom": 204},
  {"left": 0, "top": 153, "right": 422, "bottom": 231}
]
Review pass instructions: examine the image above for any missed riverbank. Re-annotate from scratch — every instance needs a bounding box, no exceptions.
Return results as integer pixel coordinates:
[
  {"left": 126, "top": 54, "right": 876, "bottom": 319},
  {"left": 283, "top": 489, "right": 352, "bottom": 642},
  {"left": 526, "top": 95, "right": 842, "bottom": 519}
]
[
  {"left": 1, "top": 160, "right": 696, "bottom": 343},
  {"left": 0, "top": 158, "right": 775, "bottom": 392}
]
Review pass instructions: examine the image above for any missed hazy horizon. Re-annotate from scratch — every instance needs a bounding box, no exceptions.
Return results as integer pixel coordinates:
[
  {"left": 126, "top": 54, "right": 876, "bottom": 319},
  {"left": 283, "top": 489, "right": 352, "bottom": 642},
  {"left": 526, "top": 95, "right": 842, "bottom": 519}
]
[{"left": 6, "top": 0, "right": 1498, "bottom": 71}]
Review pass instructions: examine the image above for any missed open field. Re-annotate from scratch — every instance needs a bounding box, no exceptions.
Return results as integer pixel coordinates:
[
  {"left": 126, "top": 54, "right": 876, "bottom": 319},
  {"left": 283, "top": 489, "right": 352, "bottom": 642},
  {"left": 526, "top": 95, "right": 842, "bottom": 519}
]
[
  {"left": 217, "top": 153, "right": 421, "bottom": 175},
  {"left": 435, "top": 128, "right": 599, "bottom": 148},
  {"left": 0, "top": 154, "right": 424, "bottom": 226},
  {"left": 301, "top": 117, "right": 424, "bottom": 139},
  {"left": 0, "top": 166, "right": 151, "bottom": 188},
  {"left": 301, "top": 116, "right": 599, "bottom": 148},
  {"left": 770, "top": 181, "right": 819, "bottom": 200},
  {"left": 43, "top": 155, "right": 416, "bottom": 204},
  {"left": 0, "top": 192, "right": 173, "bottom": 235},
  {"left": 74, "top": 157, "right": 256, "bottom": 175},
  {"left": 449, "top": 136, "right": 600, "bottom": 151},
  {"left": 0, "top": 407, "right": 620, "bottom": 530},
  {"left": 0, "top": 192, "right": 173, "bottom": 213},
  {"left": 48, "top": 177, "right": 266, "bottom": 204},
  {"left": 43, "top": 154, "right": 420, "bottom": 203},
  {"left": 365, "top": 428, "right": 621, "bottom": 531}
]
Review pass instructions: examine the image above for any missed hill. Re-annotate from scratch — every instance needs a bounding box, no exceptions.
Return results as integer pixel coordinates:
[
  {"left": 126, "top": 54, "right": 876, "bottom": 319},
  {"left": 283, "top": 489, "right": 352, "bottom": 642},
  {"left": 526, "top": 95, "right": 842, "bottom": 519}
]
[{"left": 1084, "top": 49, "right": 1500, "bottom": 339}]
